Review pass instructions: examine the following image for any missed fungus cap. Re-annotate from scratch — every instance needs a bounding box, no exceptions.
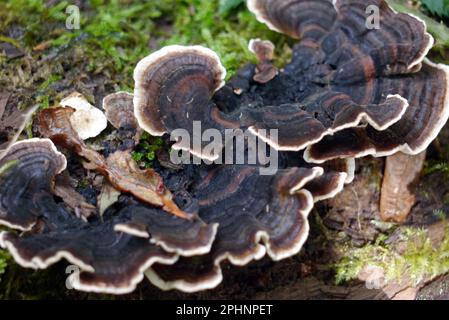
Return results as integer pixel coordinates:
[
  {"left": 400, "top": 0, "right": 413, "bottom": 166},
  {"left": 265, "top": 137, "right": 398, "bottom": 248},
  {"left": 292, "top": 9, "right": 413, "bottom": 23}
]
[
  {"left": 133, "top": 45, "right": 227, "bottom": 137},
  {"left": 102, "top": 91, "right": 138, "bottom": 130},
  {"left": 60, "top": 92, "right": 108, "bottom": 140},
  {"left": 145, "top": 163, "right": 349, "bottom": 292}
]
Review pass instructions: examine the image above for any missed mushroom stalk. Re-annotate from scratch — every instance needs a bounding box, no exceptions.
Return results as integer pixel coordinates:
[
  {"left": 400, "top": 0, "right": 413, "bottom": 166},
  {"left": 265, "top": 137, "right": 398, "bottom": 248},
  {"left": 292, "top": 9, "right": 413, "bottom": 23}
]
[{"left": 380, "top": 151, "right": 426, "bottom": 223}]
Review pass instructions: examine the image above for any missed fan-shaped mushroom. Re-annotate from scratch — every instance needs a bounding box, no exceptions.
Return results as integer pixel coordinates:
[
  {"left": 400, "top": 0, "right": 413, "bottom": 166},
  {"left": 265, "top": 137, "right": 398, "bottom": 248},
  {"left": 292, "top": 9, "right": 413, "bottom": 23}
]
[
  {"left": 102, "top": 91, "right": 139, "bottom": 132},
  {"left": 132, "top": 1, "right": 447, "bottom": 162},
  {"left": 145, "top": 163, "right": 351, "bottom": 292},
  {"left": 0, "top": 137, "right": 350, "bottom": 293},
  {"left": 0, "top": 139, "right": 218, "bottom": 294},
  {"left": 132, "top": 43, "right": 409, "bottom": 157},
  {"left": 248, "top": 38, "right": 278, "bottom": 83}
]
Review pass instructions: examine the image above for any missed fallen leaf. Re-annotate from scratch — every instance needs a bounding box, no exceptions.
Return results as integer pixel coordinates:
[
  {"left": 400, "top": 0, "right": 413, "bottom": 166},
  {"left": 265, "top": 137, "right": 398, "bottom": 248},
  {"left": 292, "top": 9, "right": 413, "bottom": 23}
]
[{"left": 37, "top": 107, "right": 191, "bottom": 220}]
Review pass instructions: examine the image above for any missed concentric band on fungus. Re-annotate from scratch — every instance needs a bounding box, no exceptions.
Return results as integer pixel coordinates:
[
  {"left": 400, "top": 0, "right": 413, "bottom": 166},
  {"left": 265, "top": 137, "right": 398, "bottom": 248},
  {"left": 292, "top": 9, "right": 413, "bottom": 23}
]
[
  {"left": 132, "top": 0, "right": 446, "bottom": 163},
  {"left": 0, "top": 139, "right": 218, "bottom": 294},
  {"left": 2, "top": 0, "right": 449, "bottom": 295}
]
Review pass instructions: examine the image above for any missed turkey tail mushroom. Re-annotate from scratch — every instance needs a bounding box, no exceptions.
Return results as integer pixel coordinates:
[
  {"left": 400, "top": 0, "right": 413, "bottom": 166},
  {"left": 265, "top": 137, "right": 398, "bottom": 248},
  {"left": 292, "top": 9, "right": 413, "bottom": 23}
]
[
  {"left": 145, "top": 162, "right": 350, "bottom": 292},
  {"left": 304, "top": 59, "right": 449, "bottom": 162},
  {"left": 133, "top": 45, "right": 240, "bottom": 161},
  {"left": 247, "top": 0, "right": 337, "bottom": 41},
  {"left": 0, "top": 139, "right": 218, "bottom": 294},
  {"left": 0, "top": 138, "right": 67, "bottom": 230}
]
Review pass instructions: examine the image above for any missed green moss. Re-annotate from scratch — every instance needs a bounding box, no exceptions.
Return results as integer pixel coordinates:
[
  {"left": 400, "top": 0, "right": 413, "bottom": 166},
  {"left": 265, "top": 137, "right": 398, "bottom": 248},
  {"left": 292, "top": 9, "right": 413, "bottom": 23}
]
[
  {"left": 219, "top": 0, "right": 245, "bottom": 16},
  {"left": 0, "top": 251, "right": 10, "bottom": 284},
  {"left": 162, "top": 0, "right": 292, "bottom": 79},
  {"left": 423, "top": 161, "right": 449, "bottom": 177},
  {"left": 335, "top": 222, "right": 449, "bottom": 286},
  {"left": 0, "top": 0, "right": 292, "bottom": 117},
  {"left": 132, "top": 133, "right": 164, "bottom": 168}
]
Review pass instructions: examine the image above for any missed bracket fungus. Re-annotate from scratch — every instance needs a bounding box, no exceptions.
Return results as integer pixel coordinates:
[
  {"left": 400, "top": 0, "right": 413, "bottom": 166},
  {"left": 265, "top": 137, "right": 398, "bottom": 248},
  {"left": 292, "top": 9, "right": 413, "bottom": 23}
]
[
  {"left": 2, "top": 0, "right": 449, "bottom": 295},
  {"left": 248, "top": 38, "right": 279, "bottom": 84},
  {"left": 0, "top": 136, "right": 349, "bottom": 293},
  {"left": 0, "top": 139, "right": 218, "bottom": 293},
  {"left": 132, "top": 0, "right": 448, "bottom": 163},
  {"left": 145, "top": 161, "right": 354, "bottom": 292},
  {"left": 103, "top": 92, "right": 139, "bottom": 132}
]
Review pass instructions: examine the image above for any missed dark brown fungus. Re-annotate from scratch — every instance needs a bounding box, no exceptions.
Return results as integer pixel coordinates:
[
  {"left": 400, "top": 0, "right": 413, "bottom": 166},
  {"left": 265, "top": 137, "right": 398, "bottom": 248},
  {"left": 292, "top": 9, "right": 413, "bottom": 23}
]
[
  {"left": 133, "top": 45, "right": 227, "bottom": 134},
  {"left": 0, "top": 140, "right": 348, "bottom": 293},
  {"left": 304, "top": 158, "right": 355, "bottom": 202},
  {"left": 145, "top": 164, "right": 349, "bottom": 292},
  {"left": 0, "top": 220, "right": 178, "bottom": 294},
  {"left": 36, "top": 107, "right": 191, "bottom": 220},
  {"left": 133, "top": 45, "right": 410, "bottom": 154},
  {"left": 0, "top": 139, "right": 67, "bottom": 230},
  {"left": 247, "top": 0, "right": 337, "bottom": 41},
  {"left": 133, "top": 1, "right": 447, "bottom": 160},
  {"left": 246, "top": 0, "right": 448, "bottom": 162},
  {"left": 102, "top": 91, "right": 140, "bottom": 132},
  {"left": 133, "top": 45, "right": 240, "bottom": 161},
  {"left": 247, "top": 1, "right": 441, "bottom": 155},
  {"left": 0, "top": 139, "right": 218, "bottom": 294},
  {"left": 248, "top": 38, "right": 278, "bottom": 83},
  {"left": 380, "top": 151, "right": 426, "bottom": 223},
  {"left": 304, "top": 59, "right": 449, "bottom": 162}
]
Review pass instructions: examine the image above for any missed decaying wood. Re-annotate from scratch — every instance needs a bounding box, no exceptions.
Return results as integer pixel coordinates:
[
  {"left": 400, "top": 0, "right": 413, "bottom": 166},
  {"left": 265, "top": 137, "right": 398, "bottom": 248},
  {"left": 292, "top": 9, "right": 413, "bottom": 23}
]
[{"left": 380, "top": 151, "right": 427, "bottom": 223}]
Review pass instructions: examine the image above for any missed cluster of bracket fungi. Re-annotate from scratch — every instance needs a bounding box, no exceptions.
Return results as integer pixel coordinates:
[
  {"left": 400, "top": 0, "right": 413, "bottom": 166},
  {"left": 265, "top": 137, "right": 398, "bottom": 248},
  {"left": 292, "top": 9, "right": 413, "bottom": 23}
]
[{"left": 1, "top": 0, "right": 449, "bottom": 294}]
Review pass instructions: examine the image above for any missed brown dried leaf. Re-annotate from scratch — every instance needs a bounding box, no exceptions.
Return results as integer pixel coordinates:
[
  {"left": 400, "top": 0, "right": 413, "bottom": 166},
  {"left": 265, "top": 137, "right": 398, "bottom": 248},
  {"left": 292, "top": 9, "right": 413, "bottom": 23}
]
[{"left": 36, "top": 107, "right": 190, "bottom": 220}]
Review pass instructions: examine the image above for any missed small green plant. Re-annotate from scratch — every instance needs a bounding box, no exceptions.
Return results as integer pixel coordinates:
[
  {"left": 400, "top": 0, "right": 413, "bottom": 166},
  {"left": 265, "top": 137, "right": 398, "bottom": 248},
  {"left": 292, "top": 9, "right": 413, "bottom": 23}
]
[
  {"left": 132, "top": 133, "right": 164, "bottom": 168},
  {"left": 163, "top": 0, "right": 292, "bottom": 79},
  {"left": 433, "top": 209, "right": 447, "bottom": 220},
  {"left": 0, "top": 160, "right": 19, "bottom": 177}
]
